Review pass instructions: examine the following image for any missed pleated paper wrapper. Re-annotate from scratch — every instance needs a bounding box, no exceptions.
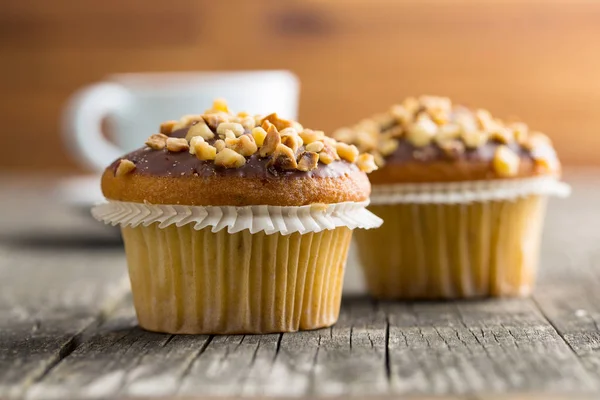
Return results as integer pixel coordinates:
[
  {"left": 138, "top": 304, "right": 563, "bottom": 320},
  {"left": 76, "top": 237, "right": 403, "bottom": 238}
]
[
  {"left": 92, "top": 201, "right": 382, "bottom": 334},
  {"left": 354, "top": 176, "right": 571, "bottom": 299}
]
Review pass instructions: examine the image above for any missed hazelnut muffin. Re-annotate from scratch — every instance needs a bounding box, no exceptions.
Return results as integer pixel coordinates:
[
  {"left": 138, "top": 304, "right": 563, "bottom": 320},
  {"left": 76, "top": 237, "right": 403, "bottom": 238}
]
[
  {"left": 334, "top": 96, "right": 569, "bottom": 299},
  {"left": 93, "top": 99, "right": 382, "bottom": 334}
]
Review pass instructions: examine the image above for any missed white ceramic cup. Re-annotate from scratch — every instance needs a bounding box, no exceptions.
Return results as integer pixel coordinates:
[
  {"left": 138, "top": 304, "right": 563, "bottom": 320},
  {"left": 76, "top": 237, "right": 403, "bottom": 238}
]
[{"left": 63, "top": 70, "right": 300, "bottom": 172}]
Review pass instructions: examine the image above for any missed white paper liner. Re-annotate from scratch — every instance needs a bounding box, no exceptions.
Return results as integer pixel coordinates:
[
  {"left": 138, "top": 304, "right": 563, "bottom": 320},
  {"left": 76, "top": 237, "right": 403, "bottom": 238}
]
[
  {"left": 92, "top": 200, "right": 383, "bottom": 235},
  {"left": 370, "top": 175, "right": 571, "bottom": 205}
]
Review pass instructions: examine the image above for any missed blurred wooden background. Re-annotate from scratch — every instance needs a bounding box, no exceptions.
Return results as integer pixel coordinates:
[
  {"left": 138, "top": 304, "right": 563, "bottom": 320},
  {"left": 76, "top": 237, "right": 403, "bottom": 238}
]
[{"left": 1, "top": 0, "right": 600, "bottom": 171}]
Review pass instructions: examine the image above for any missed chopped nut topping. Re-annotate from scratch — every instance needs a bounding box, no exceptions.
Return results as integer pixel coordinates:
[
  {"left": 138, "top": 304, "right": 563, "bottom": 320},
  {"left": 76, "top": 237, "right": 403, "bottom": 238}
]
[
  {"left": 267, "top": 144, "right": 298, "bottom": 170},
  {"left": 251, "top": 127, "right": 268, "bottom": 147},
  {"left": 462, "top": 130, "right": 489, "bottom": 148},
  {"left": 334, "top": 95, "right": 559, "bottom": 172},
  {"left": 436, "top": 123, "right": 461, "bottom": 142},
  {"left": 115, "top": 159, "right": 136, "bottom": 177},
  {"left": 179, "top": 114, "right": 204, "bottom": 127},
  {"left": 214, "top": 139, "right": 226, "bottom": 152},
  {"left": 493, "top": 145, "right": 520, "bottom": 177},
  {"left": 336, "top": 142, "right": 359, "bottom": 163},
  {"left": 209, "top": 98, "right": 229, "bottom": 113},
  {"left": 166, "top": 137, "right": 189, "bottom": 152},
  {"left": 306, "top": 141, "right": 325, "bottom": 153},
  {"left": 318, "top": 144, "right": 340, "bottom": 165},
  {"left": 194, "top": 141, "right": 217, "bottom": 161},
  {"left": 406, "top": 116, "right": 437, "bottom": 147},
  {"left": 522, "top": 131, "right": 551, "bottom": 151},
  {"left": 188, "top": 136, "right": 205, "bottom": 155},
  {"left": 533, "top": 155, "right": 558, "bottom": 173},
  {"left": 259, "top": 125, "right": 281, "bottom": 157},
  {"left": 225, "top": 134, "right": 258, "bottom": 156},
  {"left": 160, "top": 120, "right": 178, "bottom": 135},
  {"left": 223, "top": 130, "right": 236, "bottom": 140},
  {"left": 372, "top": 152, "right": 385, "bottom": 167},
  {"left": 356, "top": 153, "right": 378, "bottom": 173},
  {"left": 281, "top": 132, "right": 302, "bottom": 153},
  {"left": 202, "top": 113, "right": 230, "bottom": 131},
  {"left": 186, "top": 121, "right": 215, "bottom": 141},
  {"left": 215, "top": 148, "right": 246, "bottom": 168},
  {"left": 297, "top": 151, "right": 319, "bottom": 171},
  {"left": 239, "top": 116, "right": 256, "bottom": 131},
  {"left": 217, "top": 122, "right": 245, "bottom": 138},
  {"left": 490, "top": 126, "right": 513, "bottom": 144},
  {"left": 147, "top": 99, "right": 379, "bottom": 174},
  {"left": 438, "top": 140, "right": 465, "bottom": 159},
  {"left": 145, "top": 133, "right": 169, "bottom": 150},
  {"left": 261, "top": 113, "right": 293, "bottom": 131},
  {"left": 299, "top": 129, "right": 325, "bottom": 144},
  {"left": 379, "top": 139, "right": 399, "bottom": 156}
]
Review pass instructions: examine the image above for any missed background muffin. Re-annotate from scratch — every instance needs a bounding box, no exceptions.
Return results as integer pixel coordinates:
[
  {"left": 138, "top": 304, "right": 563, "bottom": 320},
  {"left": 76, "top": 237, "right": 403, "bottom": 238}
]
[
  {"left": 334, "top": 95, "right": 569, "bottom": 299},
  {"left": 94, "top": 99, "right": 382, "bottom": 334}
]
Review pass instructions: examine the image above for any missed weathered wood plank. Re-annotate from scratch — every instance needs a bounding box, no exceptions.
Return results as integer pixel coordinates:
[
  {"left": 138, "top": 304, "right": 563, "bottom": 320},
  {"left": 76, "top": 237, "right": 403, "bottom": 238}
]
[
  {"left": 0, "top": 244, "right": 128, "bottom": 399},
  {"left": 310, "top": 299, "right": 388, "bottom": 396},
  {"left": 532, "top": 170, "right": 600, "bottom": 379},
  {"left": 26, "top": 300, "right": 211, "bottom": 399},
  {"left": 387, "top": 299, "right": 598, "bottom": 395}
]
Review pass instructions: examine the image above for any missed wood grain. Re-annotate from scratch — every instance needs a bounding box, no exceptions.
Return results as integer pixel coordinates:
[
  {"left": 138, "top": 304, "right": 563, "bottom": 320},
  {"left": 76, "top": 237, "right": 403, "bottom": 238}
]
[{"left": 1, "top": 0, "right": 600, "bottom": 171}]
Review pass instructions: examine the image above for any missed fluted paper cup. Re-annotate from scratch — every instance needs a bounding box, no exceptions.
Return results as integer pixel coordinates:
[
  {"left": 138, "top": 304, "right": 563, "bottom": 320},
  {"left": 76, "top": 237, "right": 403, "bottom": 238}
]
[
  {"left": 93, "top": 201, "right": 382, "bottom": 333},
  {"left": 354, "top": 176, "right": 570, "bottom": 299}
]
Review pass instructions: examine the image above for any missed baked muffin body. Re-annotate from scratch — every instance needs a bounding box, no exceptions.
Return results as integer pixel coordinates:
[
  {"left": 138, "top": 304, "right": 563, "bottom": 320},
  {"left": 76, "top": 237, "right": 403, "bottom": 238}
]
[
  {"left": 94, "top": 100, "right": 381, "bottom": 333},
  {"left": 335, "top": 96, "right": 566, "bottom": 299}
]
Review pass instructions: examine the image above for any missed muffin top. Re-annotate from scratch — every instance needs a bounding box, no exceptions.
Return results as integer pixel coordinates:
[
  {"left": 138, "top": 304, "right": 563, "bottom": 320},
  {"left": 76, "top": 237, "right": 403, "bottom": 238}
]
[
  {"left": 102, "top": 99, "right": 377, "bottom": 206},
  {"left": 333, "top": 96, "right": 561, "bottom": 185}
]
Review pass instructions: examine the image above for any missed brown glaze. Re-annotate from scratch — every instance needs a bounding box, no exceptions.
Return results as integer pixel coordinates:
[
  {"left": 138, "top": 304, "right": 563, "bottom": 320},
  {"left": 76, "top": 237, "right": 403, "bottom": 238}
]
[
  {"left": 108, "top": 127, "right": 359, "bottom": 180},
  {"left": 384, "top": 138, "right": 533, "bottom": 165}
]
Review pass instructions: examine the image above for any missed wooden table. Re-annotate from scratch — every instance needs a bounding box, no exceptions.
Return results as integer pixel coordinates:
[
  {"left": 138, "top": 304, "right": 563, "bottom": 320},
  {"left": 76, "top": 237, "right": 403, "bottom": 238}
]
[{"left": 1, "top": 169, "right": 600, "bottom": 400}]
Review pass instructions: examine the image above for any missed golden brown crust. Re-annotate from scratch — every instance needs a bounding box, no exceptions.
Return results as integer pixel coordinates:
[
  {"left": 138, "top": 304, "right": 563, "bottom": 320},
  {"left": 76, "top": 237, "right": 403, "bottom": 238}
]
[{"left": 101, "top": 169, "right": 371, "bottom": 206}]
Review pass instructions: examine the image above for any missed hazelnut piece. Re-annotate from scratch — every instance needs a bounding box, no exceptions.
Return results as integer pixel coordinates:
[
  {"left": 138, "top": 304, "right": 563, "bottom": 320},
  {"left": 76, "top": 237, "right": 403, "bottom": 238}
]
[
  {"left": 115, "top": 159, "right": 136, "bottom": 177},
  {"left": 186, "top": 122, "right": 215, "bottom": 141},
  {"left": 259, "top": 125, "right": 281, "bottom": 157},
  {"left": 318, "top": 144, "right": 340, "bottom": 165},
  {"left": 251, "top": 127, "right": 268, "bottom": 147},
  {"left": 306, "top": 141, "right": 325, "bottom": 153},
  {"left": 225, "top": 134, "right": 258, "bottom": 156},
  {"left": 406, "top": 116, "right": 437, "bottom": 147},
  {"left": 493, "top": 145, "right": 520, "bottom": 177},
  {"left": 267, "top": 144, "right": 298, "bottom": 170},
  {"left": 217, "top": 122, "right": 245, "bottom": 137},
  {"left": 379, "top": 139, "right": 399, "bottom": 156},
  {"left": 261, "top": 113, "right": 293, "bottom": 131},
  {"left": 166, "top": 137, "right": 190, "bottom": 152},
  {"left": 194, "top": 142, "right": 217, "bottom": 161},
  {"left": 299, "top": 129, "right": 325, "bottom": 145},
  {"left": 297, "top": 151, "right": 319, "bottom": 171},
  {"left": 336, "top": 142, "right": 359, "bottom": 163},
  {"left": 160, "top": 120, "right": 178, "bottom": 135},
  {"left": 145, "top": 133, "right": 169, "bottom": 150},
  {"left": 215, "top": 148, "right": 246, "bottom": 168},
  {"left": 214, "top": 139, "right": 226, "bottom": 152},
  {"left": 356, "top": 153, "right": 378, "bottom": 173}
]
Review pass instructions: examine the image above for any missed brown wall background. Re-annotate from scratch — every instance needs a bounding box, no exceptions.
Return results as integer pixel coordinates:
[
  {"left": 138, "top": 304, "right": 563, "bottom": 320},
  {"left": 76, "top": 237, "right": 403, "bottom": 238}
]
[{"left": 1, "top": 0, "right": 600, "bottom": 172}]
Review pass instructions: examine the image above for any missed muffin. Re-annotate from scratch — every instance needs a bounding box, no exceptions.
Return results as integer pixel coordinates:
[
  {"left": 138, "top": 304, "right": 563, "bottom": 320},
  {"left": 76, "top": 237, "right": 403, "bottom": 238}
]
[
  {"left": 334, "top": 96, "right": 569, "bottom": 299},
  {"left": 93, "top": 99, "right": 382, "bottom": 334}
]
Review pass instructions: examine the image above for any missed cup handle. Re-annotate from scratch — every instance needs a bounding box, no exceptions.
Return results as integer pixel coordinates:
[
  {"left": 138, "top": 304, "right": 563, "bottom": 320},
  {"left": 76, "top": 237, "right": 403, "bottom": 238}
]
[{"left": 62, "top": 82, "right": 131, "bottom": 172}]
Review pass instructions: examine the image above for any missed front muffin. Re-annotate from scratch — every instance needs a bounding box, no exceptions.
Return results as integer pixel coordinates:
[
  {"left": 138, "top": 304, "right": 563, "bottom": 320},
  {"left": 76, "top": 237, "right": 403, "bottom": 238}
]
[
  {"left": 334, "top": 96, "right": 569, "bottom": 299},
  {"left": 94, "top": 99, "right": 382, "bottom": 334}
]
